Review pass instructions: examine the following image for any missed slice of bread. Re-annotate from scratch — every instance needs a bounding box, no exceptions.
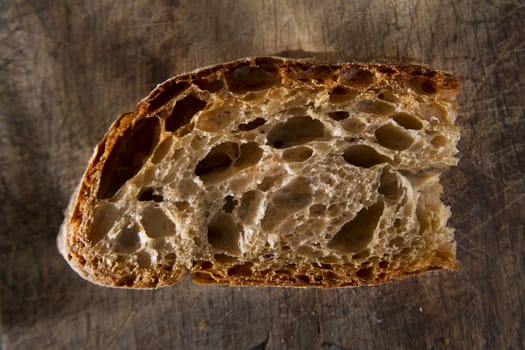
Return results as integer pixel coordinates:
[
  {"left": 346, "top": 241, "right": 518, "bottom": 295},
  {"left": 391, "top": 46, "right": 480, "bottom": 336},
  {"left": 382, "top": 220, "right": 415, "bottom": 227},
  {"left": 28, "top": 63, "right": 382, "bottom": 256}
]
[{"left": 58, "top": 57, "right": 460, "bottom": 288}]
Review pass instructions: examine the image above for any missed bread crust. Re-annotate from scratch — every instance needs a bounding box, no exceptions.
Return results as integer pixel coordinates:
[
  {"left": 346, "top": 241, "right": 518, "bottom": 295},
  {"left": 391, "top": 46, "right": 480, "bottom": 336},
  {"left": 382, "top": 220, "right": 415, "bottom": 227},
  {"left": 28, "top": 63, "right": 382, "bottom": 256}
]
[{"left": 58, "top": 57, "right": 459, "bottom": 289}]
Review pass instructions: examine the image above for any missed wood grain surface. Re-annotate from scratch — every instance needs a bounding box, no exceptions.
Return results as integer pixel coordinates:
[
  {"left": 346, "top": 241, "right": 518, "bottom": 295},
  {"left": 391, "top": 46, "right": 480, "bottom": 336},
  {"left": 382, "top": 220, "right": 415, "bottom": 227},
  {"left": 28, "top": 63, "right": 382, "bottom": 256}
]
[{"left": 1, "top": 0, "right": 524, "bottom": 349}]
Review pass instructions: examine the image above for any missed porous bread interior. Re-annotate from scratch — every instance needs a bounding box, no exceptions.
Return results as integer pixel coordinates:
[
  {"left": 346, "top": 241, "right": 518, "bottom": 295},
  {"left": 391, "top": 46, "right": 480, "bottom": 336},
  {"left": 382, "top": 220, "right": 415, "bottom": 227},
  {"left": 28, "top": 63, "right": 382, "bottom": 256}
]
[{"left": 64, "top": 58, "right": 459, "bottom": 288}]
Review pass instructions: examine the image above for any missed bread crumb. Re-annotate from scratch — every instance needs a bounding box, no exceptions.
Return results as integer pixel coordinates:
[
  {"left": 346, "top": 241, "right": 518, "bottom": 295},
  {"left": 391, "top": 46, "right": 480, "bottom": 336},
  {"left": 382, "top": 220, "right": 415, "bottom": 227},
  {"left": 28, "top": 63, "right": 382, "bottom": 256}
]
[
  {"left": 199, "top": 320, "right": 207, "bottom": 330},
  {"left": 59, "top": 57, "right": 460, "bottom": 289}
]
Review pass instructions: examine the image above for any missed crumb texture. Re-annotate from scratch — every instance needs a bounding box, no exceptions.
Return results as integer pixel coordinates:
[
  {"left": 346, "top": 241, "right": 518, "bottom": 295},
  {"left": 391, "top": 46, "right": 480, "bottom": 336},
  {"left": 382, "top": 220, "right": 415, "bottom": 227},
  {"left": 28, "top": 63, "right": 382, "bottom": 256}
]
[{"left": 59, "top": 57, "right": 459, "bottom": 288}]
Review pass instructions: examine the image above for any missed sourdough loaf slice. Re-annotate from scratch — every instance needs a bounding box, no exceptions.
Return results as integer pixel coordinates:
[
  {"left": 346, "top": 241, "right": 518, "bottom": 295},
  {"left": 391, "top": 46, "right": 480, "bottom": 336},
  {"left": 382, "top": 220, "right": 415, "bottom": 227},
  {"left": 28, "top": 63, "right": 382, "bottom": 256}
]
[{"left": 58, "top": 57, "right": 460, "bottom": 288}]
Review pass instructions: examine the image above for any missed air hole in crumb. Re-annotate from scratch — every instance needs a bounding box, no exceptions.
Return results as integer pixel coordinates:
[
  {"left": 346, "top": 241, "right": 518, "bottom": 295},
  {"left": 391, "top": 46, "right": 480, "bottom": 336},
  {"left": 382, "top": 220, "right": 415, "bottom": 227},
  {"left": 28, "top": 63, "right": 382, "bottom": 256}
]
[
  {"left": 297, "top": 245, "right": 318, "bottom": 257},
  {"left": 401, "top": 247, "right": 413, "bottom": 255},
  {"left": 394, "top": 219, "right": 403, "bottom": 229},
  {"left": 390, "top": 236, "right": 405, "bottom": 248},
  {"left": 171, "top": 148, "right": 184, "bottom": 161},
  {"left": 238, "top": 117, "right": 267, "bottom": 131},
  {"left": 422, "top": 82, "right": 437, "bottom": 94},
  {"left": 327, "top": 203, "right": 341, "bottom": 217},
  {"left": 408, "top": 77, "right": 437, "bottom": 95},
  {"left": 286, "top": 62, "right": 335, "bottom": 80},
  {"left": 227, "top": 263, "right": 253, "bottom": 276},
  {"left": 115, "top": 274, "right": 138, "bottom": 287},
  {"left": 238, "top": 190, "right": 263, "bottom": 224},
  {"left": 353, "top": 249, "right": 370, "bottom": 260},
  {"left": 356, "top": 267, "right": 374, "bottom": 280},
  {"left": 261, "top": 177, "right": 312, "bottom": 230},
  {"left": 377, "top": 89, "right": 399, "bottom": 103},
  {"left": 200, "top": 261, "right": 213, "bottom": 270},
  {"left": 331, "top": 86, "right": 348, "bottom": 95},
  {"left": 98, "top": 117, "right": 161, "bottom": 199},
  {"left": 319, "top": 256, "right": 339, "bottom": 264},
  {"left": 197, "top": 109, "right": 235, "bottom": 132},
  {"left": 195, "top": 142, "right": 263, "bottom": 183},
  {"left": 151, "top": 137, "right": 174, "bottom": 164},
  {"left": 258, "top": 176, "right": 279, "bottom": 191},
  {"left": 355, "top": 100, "right": 395, "bottom": 115},
  {"left": 165, "top": 94, "right": 207, "bottom": 132},
  {"left": 329, "top": 86, "right": 358, "bottom": 103},
  {"left": 222, "top": 195, "right": 238, "bottom": 213},
  {"left": 309, "top": 203, "right": 326, "bottom": 216},
  {"left": 191, "top": 136, "right": 209, "bottom": 150},
  {"left": 113, "top": 225, "right": 141, "bottom": 253},
  {"left": 393, "top": 112, "right": 423, "bottom": 130},
  {"left": 328, "top": 111, "right": 350, "bottom": 121},
  {"left": 323, "top": 271, "right": 338, "bottom": 281},
  {"left": 272, "top": 177, "right": 312, "bottom": 210},
  {"left": 296, "top": 275, "right": 310, "bottom": 284},
  {"left": 225, "top": 62, "right": 281, "bottom": 94},
  {"left": 317, "top": 263, "right": 332, "bottom": 270},
  {"left": 141, "top": 206, "right": 176, "bottom": 238},
  {"left": 195, "top": 146, "right": 232, "bottom": 176},
  {"left": 214, "top": 253, "right": 237, "bottom": 263},
  {"left": 377, "top": 66, "right": 396, "bottom": 74},
  {"left": 175, "top": 201, "right": 190, "bottom": 211},
  {"left": 434, "top": 249, "right": 454, "bottom": 262},
  {"left": 192, "top": 272, "right": 217, "bottom": 284},
  {"left": 231, "top": 142, "right": 263, "bottom": 171},
  {"left": 282, "top": 146, "right": 313, "bottom": 162},
  {"left": 164, "top": 252, "right": 177, "bottom": 264},
  {"left": 328, "top": 200, "right": 384, "bottom": 252},
  {"left": 375, "top": 124, "right": 414, "bottom": 150},
  {"left": 431, "top": 135, "right": 448, "bottom": 147},
  {"left": 136, "top": 251, "right": 152, "bottom": 268},
  {"left": 147, "top": 81, "right": 189, "bottom": 113},
  {"left": 176, "top": 123, "right": 194, "bottom": 137},
  {"left": 417, "top": 200, "right": 431, "bottom": 235},
  {"left": 379, "top": 260, "right": 389, "bottom": 269},
  {"left": 419, "top": 103, "right": 446, "bottom": 122},
  {"left": 243, "top": 91, "right": 268, "bottom": 102},
  {"left": 340, "top": 67, "right": 374, "bottom": 87},
  {"left": 138, "top": 188, "right": 164, "bottom": 202},
  {"left": 267, "top": 116, "right": 324, "bottom": 148},
  {"left": 207, "top": 214, "right": 240, "bottom": 255},
  {"left": 341, "top": 117, "right": 366, "bottom": 133},
  {"left": 378, "top": 170, "right": 401, "bottom": 199},
  {"left": 193, "top": 75, "right": 224, "bottom": 92},
  {"left": 88, "top": 205, "right": 120, "bottom": 243},
  {"left": 150, "top": 239, "right": 167, "bottom": 252},
  {"left": 343, "top": 144, "right": 390, "bottom": 168}
]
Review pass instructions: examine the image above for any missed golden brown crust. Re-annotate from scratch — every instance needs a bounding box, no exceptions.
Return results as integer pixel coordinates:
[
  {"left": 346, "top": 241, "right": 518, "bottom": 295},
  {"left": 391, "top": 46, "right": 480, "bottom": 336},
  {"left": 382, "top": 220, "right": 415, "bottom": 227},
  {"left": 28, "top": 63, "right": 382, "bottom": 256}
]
[
  {"left": 58, "top": 57, "right": 460, "bottom": 289},
  {"left": 192, "top": 265, "right": 457, "bottom": 288}
]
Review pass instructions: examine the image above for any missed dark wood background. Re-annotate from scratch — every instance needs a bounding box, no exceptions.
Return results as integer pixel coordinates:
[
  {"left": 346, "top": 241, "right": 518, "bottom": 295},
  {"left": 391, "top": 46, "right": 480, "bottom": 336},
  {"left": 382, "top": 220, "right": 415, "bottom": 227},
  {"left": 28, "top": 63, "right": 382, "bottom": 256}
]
[{"left": 1, "top": 0, "right": 524, "bottom": 349}]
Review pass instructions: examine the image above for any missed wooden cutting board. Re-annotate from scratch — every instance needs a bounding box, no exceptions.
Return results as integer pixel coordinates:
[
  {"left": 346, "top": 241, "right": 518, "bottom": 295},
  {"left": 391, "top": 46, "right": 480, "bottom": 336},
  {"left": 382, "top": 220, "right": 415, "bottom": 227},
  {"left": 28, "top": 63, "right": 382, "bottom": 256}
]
[{"left": 2, "top": 1, "right": 524, "bottom": 349}]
